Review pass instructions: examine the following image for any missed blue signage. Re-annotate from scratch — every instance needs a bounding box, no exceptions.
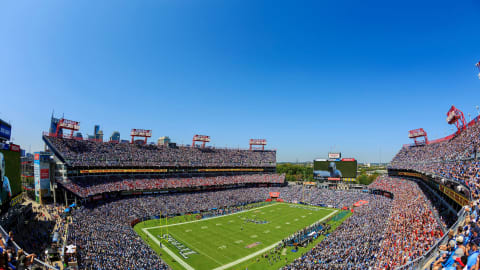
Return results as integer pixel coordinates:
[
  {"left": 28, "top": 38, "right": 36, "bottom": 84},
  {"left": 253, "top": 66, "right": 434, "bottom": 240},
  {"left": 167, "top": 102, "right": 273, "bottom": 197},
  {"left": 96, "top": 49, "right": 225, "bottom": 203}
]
[{"left": 0, "top": 123, "right": 11, "bottom": 141}]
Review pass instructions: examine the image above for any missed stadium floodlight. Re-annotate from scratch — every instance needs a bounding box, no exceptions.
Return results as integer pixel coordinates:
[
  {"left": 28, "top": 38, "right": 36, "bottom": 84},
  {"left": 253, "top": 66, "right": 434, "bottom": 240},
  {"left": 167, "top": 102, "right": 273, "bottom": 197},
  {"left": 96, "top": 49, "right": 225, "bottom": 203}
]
[
  {"left": 130, "top": 129, "right": 152, "bottom": 144},
  {"left": 192, "top": 135, "right": 210, "bottom": 148},
  {"left": 447, "top": 106, "right": 467, "bottom": 133},
  {"left": 408, "top": 128, "right": 428, "bottom": 145},
  {"left": 249, "top": 139, "right": 267, "bottom": 150},
  {"left": 55, "top": 118, "right": 80, "bottom": 139}
]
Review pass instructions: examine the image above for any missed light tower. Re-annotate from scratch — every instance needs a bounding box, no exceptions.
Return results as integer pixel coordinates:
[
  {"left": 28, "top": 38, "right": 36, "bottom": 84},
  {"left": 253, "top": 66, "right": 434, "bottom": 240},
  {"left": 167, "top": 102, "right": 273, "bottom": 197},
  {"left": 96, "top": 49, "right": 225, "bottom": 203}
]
[
  {"left": 192, "top": 135, "right": 210, "bottom": 148},
  {"left": 408, "top": 128, "right": 428, "bottom": 145},
  {"left": 130, "top": 129, "right": 152, "bottom": 144},
  {"left": 249, "top": 139, "right": 267, "bottom": 150},
  {"left": 446, "top": 105, "right": 467, "bottom": 133},
  {"left": 55, "top": 118, "right": 80, "bottom": 139}
]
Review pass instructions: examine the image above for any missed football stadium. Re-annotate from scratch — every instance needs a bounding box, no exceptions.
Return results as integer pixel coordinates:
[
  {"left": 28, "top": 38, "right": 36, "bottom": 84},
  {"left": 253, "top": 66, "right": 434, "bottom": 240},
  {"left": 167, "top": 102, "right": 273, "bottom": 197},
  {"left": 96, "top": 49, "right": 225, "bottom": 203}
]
[{"left": 1, "top": 1, "right": 480, "bottom": 270}]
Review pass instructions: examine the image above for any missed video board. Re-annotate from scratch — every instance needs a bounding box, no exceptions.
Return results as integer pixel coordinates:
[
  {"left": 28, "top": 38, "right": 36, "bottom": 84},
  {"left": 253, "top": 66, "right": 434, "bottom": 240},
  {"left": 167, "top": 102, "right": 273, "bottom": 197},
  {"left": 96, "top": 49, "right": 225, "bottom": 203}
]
[
  {"left": 0, "top": 148, "right": 21, "bottom": 205},
  {"left": 313, "top": 158, "right": 357, "bottom": 178}
]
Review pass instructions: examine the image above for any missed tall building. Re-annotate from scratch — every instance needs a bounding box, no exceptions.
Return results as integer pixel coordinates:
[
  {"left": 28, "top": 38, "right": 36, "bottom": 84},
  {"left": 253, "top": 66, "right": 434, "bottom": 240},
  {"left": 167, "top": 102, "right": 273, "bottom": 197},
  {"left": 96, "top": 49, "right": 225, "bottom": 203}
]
[
  {"left": 97, "top": 130, "right": 104, "bottom": 141},
  {"left": 94, "top": 125, "right": 100, "bottom": 137},
  {"left": 93, "top": 125, "right": 104, "bottom": 141},
  {"left": 110, "top": 131, "right": 120, "bottom": 142},
  {"left": 157, "top": 136, "right": 171, "bottom": 146},
  {"left": 74, "top": 132, "right": 83, "bottom": 139},
  {"left": 49, "top": 115, "right": 61, "bottom": 136}
]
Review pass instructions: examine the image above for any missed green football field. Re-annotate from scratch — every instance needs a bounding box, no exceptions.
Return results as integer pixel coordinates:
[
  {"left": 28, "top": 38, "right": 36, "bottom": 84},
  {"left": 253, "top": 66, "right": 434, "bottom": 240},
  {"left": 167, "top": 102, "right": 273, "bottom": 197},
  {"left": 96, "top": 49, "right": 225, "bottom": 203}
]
[{"left": 134, "top": 202, "right": 348, "bottom": 270}]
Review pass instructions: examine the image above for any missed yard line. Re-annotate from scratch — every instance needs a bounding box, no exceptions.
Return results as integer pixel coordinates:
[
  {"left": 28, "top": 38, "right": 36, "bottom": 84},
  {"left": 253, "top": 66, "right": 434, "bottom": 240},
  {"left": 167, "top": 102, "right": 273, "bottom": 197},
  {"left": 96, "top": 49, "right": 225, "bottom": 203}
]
[
  {"left": 212, "top": 209, "right": 338, "bottom": 270},
  {"left": 145, "top": 203, "right": 277, "bottom": 230}
]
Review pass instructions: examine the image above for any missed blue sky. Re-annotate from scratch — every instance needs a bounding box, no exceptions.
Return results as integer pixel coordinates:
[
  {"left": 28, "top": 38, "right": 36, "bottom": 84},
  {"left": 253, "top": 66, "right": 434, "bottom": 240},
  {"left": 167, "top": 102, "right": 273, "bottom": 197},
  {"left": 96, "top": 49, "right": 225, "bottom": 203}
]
[{"left": 0, "top": 0, "right": 479, "bottom": 163}]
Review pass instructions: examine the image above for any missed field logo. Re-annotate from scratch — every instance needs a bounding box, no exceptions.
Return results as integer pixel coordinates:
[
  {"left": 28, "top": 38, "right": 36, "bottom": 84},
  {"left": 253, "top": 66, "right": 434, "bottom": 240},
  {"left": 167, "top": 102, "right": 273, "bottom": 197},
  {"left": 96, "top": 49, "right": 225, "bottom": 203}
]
[
  {"left": 245, "top": 242, "right": 261, "bottom": 249},
  {"left": 162, "top": 234, "right": 197, "bottom": 259}
]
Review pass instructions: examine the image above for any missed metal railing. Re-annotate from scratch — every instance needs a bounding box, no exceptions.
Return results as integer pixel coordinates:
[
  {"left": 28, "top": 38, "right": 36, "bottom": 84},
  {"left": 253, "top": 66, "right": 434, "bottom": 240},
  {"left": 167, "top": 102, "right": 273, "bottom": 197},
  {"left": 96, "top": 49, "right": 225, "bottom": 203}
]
[
  {"left": 0, "top": 224, "right": 57, "bottom": 269},
  {"left": 395, "top": 208, "right": 467, "bottom": 270}
]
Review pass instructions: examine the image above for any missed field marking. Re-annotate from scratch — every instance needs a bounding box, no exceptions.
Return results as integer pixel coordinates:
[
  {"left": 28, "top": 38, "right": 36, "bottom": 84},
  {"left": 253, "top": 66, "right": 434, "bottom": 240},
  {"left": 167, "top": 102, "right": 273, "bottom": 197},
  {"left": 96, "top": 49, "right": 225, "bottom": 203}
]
[
  {"left": 142, "top": 227, "right": 194, "bottom": 270},
  {"left": 166, "top": 230, "right": 226, "bottom": 266},
  {"left": 142, "top": 204, "right": 339, "bottom": 270},
  {"left": 145, "top": 203, "right": 276, "bottom": 230},
  {"left": 212, "top": 209, "right": 339, "bottom": 270}
]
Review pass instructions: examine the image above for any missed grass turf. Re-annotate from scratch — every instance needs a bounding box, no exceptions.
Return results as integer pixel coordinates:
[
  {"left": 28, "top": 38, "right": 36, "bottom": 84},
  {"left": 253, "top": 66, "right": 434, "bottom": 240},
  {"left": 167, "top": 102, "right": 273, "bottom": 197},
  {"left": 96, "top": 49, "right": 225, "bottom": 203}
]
[{"left": 134, "top": 202, "right": 350, "bottom": 270}]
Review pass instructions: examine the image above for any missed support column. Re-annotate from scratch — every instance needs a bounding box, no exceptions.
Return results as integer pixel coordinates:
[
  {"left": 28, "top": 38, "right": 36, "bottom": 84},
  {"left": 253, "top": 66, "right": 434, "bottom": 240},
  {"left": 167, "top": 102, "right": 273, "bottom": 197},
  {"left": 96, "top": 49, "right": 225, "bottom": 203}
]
[
  {"left": 53, "top": 186, "right": 56, "bottom": 204},
  {"left": 64, "top": 190, "right": 68, "bottom": 207}
]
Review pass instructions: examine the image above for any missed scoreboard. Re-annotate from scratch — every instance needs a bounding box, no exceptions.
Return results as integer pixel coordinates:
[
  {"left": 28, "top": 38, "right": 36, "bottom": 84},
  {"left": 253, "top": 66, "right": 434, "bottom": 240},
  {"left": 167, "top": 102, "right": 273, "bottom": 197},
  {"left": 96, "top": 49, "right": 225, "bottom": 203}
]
[{"left": 313, "top": 157, "right": 357, "bottom": 179}]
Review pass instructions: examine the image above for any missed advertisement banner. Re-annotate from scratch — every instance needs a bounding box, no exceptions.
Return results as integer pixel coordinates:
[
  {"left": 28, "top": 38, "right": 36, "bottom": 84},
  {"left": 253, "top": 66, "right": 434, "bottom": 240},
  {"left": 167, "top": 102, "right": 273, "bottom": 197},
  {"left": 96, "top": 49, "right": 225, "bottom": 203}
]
[
  {"left": 9, "top": 144, "right": 20, "bottom": 152},
  {"left": 439, "top": 185, "right": 469, "bottom": 206},
  {"left": 10, "top": 193, "right": 22, "bottom": 207},
  {"left": 34, "top": 155, "right": 40, "bottom": 199},
  {"left": 80, "top": 169, "right": 168, "bottom": 174},
  {"left": 0, "top": 123, "right": 11, "bottom": 141},
  {"left": 269, "top": 192, "right": 280, "bottom": 198},
  {"left": 34, "top": 152, "right": 51, "bottom": 199},
  {"left": 328, "top": 152, "right": 341, "bottom": 159},
  {"left": 40, "top": 169, "right": 49, "bottom": 179}
]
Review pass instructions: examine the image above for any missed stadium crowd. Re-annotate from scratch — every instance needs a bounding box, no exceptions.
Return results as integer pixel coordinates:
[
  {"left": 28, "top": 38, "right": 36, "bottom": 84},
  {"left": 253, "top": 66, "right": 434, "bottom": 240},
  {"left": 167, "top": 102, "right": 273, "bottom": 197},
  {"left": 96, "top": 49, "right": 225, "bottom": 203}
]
[
  {"left": 370, "top": 177, "right": 444, "bottom": 269},
  {"left": 24, "top": 121, "right": 480, "bottom": 269},
  {"left": 283, "top": 176, "right": 459, "bottom": 270},
  {"left": 59, "top": 174, "right": 285, "bottom": 198},
  {"left": 67, "top": 186, "right": 392, "bottom": 270},
  {"left": 45, "top": 136, "right": 276, "bottom": 168},
  {"left": 4, "top": 178, "right": 461, "bottom": 270},
  {"left": 390, "top": 119, "right": 480, "bottom": 198},
  {"left": 284, "top": 193, "right": 392, "bottom": 270}
]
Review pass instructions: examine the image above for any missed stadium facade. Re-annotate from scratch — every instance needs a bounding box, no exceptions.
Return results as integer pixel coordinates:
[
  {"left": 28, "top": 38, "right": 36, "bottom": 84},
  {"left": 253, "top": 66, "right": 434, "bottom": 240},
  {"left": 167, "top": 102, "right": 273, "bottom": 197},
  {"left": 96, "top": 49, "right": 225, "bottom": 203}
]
[{"left": 41, "top": 117, "right": 284, "bottom": 205}]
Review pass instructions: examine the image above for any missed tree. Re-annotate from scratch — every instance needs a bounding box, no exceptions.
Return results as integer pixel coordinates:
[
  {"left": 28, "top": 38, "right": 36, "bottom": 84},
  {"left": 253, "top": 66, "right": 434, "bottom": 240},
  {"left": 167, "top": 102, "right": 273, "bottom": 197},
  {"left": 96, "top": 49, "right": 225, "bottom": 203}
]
[{"left": 277, "top": 163, "right": 314, "bottom": 182}]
